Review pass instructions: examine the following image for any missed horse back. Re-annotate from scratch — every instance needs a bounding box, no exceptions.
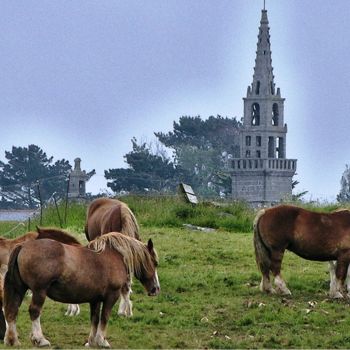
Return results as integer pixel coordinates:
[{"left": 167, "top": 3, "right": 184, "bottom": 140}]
[
  {"left": 257, "top": 205, "right": 350, "bottom": 260},
  {"left": 85, "top": 198, "right": 125, "bottom": 241}
]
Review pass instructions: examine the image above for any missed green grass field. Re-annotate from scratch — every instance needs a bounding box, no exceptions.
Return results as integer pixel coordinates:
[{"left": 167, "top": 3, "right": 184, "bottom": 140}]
[{"left": 1, "top": 197, "right": 350, "bottom": 348}]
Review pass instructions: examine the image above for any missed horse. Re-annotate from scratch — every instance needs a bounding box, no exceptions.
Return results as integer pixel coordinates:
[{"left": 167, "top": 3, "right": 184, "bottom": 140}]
[
  {"left": 0, "top": 227, "right": 82, "bottom": 339},
  {"left": 85, "top": 197, "right": 140, "bottom": 242},
  {"left": 3, "top": 231, "right": 160, "bottom": 348},
  {"left": 85, "top": 197, "right": 141, "bottom": 316},
  {"left": 0, "top": 227, "right": 82, "bottom": 324},
  {"left": 254, "top": 204, "right": 350, "bottom": 298}
]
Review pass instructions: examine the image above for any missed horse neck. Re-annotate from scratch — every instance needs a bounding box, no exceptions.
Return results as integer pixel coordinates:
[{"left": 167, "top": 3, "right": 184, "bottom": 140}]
[
  {"left": 11, "top": 232, "right": 37, "bottom": 244},
  {"left": 0, "top": 232, "right": 37, "bottom": 264},
  {"left": 37, "top": 228, "right": 81, "bottom": 246}
]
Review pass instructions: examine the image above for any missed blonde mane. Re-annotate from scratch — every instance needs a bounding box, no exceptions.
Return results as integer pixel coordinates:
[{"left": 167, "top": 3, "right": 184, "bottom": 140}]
[
  {"left": 88, "top": 232, "right": 157, "bottom": 276},
  {"left": 120, "top": 202, "right": 140, "bottom": 240}
]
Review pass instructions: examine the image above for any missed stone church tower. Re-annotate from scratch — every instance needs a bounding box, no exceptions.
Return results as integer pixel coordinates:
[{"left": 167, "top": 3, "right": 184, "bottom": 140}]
[{"left": 230, "top": 8, "right": 297, "bottom": 204}]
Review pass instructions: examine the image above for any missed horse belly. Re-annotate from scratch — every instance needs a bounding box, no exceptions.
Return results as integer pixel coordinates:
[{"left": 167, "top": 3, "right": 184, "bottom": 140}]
[
  {"left": 289, "top": 241, "right": 337, "bottom": 261},
  {"left": 47, "top": 280, "right": 105, "bottom": 304}
]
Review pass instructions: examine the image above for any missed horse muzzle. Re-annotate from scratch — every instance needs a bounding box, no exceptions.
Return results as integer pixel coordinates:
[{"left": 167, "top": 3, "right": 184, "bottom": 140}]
[{"left": 148, "top": 286, "right": 160, "bottom": 296}]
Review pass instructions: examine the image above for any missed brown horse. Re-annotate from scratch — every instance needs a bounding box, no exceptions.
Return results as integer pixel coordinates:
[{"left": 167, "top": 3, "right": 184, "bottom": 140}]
[
  {"left": 4, "top": 231, "right": 160, "bottom": 348},
  {"left": 254, "top": 205, "right": 350, "bottom": 297},
  {"left": 85, "top": 197, "right": 140, "bottom": 241},
  {"left": 0, "top": 227, "right": 82, "bottom": 339}
]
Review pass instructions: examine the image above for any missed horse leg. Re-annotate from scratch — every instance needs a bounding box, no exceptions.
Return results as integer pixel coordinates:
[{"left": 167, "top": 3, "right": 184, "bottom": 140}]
[
  {"left": 328, "top": 261, "right": 342, "bottom": 298},
  {"left": 270, "top": 250, "right": 291, "bottom": 295},
  {"left": 86, "top": 301, "right": 101, "bottom": 347},
  {"left": 332, "top": 254, "right": 350, "bottom": 299},
  {"left": 95, "top": 293, "right": 120, "bottom": 348},
  {"left": 118, "top": 281, "right": 133, "bottom": 317},
  {"left": 3, "top": 283, "right": 27, "bottom": 346},
  {"left": 346, "top": 264, "right": 350, "bottom": 297},
  {"left": 65, "top": 303, "right": 80, "bottom": 316},
  {"left": 29, "top": 290, "right": 50, "bottom": 347}
]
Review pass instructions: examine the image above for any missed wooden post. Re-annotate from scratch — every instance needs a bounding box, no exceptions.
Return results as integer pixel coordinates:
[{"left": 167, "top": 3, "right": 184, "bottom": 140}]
[
  {"left": 37, "top": 181, "right": 43, "bottom": 226},
  {"left": 64, "top": 174, "right": 70, "bottom": 226},
  {"left": 53, "top": 193, "right": 63, "bottom": 228}
]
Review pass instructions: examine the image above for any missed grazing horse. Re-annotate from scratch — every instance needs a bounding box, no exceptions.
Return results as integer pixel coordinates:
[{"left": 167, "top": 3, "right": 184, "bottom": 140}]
[
  {"left": 85, "top": 197, "right": 141, "bottom": 316},
  {"left": 85, "top": 197, "right": 140, "bottom": 242},
  {"left": 4, "top": 231, "right": 160, "bottom": 348},
  {"left": 254, "top": 205, "right": 350, "bottom": 298}
]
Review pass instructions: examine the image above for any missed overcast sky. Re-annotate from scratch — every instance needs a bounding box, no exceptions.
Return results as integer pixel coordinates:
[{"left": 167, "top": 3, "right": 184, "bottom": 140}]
[{"left": 1, "top": 1, "right": 349, "bottom": 201}]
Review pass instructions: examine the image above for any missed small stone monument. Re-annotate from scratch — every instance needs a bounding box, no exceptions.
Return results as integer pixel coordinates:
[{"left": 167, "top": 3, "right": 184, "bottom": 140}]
[{"left": 68, "top": 158, "right": 95, "bottom": 198}]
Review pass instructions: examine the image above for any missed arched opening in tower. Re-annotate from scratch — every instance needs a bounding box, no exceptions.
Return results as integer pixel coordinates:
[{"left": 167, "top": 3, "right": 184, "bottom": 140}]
[{"left": 251, "top": 103, "right": 260, "bottom": 126}]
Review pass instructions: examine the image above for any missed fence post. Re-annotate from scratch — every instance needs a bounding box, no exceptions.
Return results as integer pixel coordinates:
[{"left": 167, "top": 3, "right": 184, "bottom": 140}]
[
  {"left": 37, "top": 181, "right": 43, "bottom": 226},
  {"left": 64, "top": 174, "right": 70, "bottom": 226},
  {"left": 53, "top": 193, "right": 63, "bottom": 228}
]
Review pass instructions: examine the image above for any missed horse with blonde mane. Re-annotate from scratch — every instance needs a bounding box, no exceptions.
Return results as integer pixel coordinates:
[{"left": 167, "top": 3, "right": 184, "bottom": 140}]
[
  {"left": 254, "top": 205, "right": 350, "bottom": 298},
  {"left": 85, "top": 198, "right": 141, "bottom": 317},
  {"left": 4, "top": 231, "right": 160, "bottom": 348},
  {"left": 85, "top": 197, "right": 140, "bottom": 241}
]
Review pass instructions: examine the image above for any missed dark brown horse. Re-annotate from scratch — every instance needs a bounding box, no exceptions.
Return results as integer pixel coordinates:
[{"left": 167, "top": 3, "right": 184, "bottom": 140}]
[
  {"left": 254, "top": 205, "right": 350, "bottom": 297},
  {"left": 0, "top": 227, "right": 82, "bottom": 339},
  {"left": 4, "top": 231, "right": 160, "bottom": 348},
  {"left": 85, "top": 197, "right": 140, "bottom": 241}
]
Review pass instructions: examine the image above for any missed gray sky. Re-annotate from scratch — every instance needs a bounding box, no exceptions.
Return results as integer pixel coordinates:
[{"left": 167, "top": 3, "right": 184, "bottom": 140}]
[{"left": 0, "top": 1, "right": 349, "bottom": 201}]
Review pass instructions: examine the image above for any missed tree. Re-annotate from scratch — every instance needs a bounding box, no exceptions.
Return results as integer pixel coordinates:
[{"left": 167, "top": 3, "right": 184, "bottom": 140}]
[
  {"left": 337, "top": 165, "right": 350, "bottom": 202},
  {"left": 105, "top": 138, "right": 190, "bottom": 194},
  {"left": 0, "top": 145, "right": 71, "bottom": 208},
  {"left": 155, "top": 115, "right": 241, "bottom": 196}
]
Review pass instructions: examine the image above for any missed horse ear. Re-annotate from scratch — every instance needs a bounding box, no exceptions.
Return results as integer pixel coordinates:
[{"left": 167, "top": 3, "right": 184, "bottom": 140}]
[
  {"left": 36, "top": 226, "right": 41, "bottom": 233},
  {"left": 147, "top": 239, "right": 154, "bottom": 251}
]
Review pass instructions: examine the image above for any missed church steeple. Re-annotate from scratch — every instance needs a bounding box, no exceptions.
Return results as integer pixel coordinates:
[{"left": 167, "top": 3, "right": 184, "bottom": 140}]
[
  {"left": 248, "top": 9, "right": 277, "bottom": 98},
  {"left": 230, "top": 6, "right": 297, "bottom": 204}
]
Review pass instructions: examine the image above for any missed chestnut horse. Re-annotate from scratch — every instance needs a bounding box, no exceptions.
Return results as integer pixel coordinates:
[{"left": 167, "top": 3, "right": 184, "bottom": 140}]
[
  {"left": 85, "top": 197, "right": 140, "bottom": 242},
  {"left": 4, "top": 231, "right": 160, "bottom": 348},
  {"left": 0, "top": 227, "right": 82, "bottom": 339},
  {"left": 254, "top": 205, "right": 350, "bottom": 298},
  {"left": 85, "top": 198, "right": 141, "bottom": 316}
]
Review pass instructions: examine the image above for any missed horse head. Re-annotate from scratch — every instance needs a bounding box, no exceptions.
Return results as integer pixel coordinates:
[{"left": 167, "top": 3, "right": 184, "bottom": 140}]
[{"left": 138, "top": 239, "right": 160, "bottom": 296}]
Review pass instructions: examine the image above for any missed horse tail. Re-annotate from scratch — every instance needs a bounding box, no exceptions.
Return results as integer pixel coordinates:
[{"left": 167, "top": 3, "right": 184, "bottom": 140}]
[
  {"left": 120, "top": 204, "right": 140, "bottom": 241},
  {"left": 3, "top": 245, "right": 27, "bottom": 319},
  {"left": 0, "top": 271, "right": 5, "bottom": 339},
  {"left": 253, "top": 209, "right": 271, "bottom": 275},
  {"left": 84, "top": 222, "right": 89, "bottom": 241}
]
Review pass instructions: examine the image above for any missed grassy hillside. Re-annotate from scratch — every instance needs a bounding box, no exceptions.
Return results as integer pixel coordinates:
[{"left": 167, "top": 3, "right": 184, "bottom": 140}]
[{"left": 0, "top": 197, "right": 350, "bottom": 348}]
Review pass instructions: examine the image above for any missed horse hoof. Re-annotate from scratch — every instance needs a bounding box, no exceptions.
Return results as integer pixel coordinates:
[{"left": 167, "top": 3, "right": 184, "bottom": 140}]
[
  {"left": 31, "top": 336, "right": 51, "bottom": 347},
  {"left": 330, "top": 291, "right": 344, "bottom": 299},
  {"left": 4, "top": 337, "right": 20, "bottom": 347},
  {"left": 277, "top": 288, "right": 292, "bottom": 296},
  {"left": 260, "top": 286, "right": 276, "bottom": 294},
  {"left": 98, "top": 339, "right": 111, "bottom": 348},
  {"left": 118, "top": 310, "right": 133, "bottom": 318}
]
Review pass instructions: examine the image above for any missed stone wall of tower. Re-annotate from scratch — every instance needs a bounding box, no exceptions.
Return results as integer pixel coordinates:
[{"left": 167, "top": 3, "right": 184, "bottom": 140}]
[
  {"left": 230, "top": 158, "right": 297, "bottom": 203},
  {"left": 231, "top": 171, "right": 294, "bottom": 204}
]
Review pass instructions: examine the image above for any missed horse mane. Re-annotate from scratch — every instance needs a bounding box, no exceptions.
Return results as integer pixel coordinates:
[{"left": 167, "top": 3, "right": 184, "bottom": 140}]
[
  {"left": 119, "top": 201, "right": 140, "bottom": 240},
  {"left": 36, "top": 227, "right": 82, "bottom": 246},
  {"left": 333, "top": 208, "right": 350, "bottom": 213},
  {"left": 88, "top": 232, "right": 157, "bottom": 276}
]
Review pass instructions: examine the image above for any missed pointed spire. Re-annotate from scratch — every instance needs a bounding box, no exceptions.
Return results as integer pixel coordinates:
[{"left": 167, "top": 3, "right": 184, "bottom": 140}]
[{"left": 248, "top": 8, "right": 277, "bottom": 97}]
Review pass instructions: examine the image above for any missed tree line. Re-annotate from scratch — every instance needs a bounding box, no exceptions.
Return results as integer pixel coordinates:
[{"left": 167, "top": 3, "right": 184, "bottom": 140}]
[
  {"left": 0, "top": 116, "right": 241, "bottom": 208},
  {"left": 2, "top": 115, "right": 348, "bottom": 208}
]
